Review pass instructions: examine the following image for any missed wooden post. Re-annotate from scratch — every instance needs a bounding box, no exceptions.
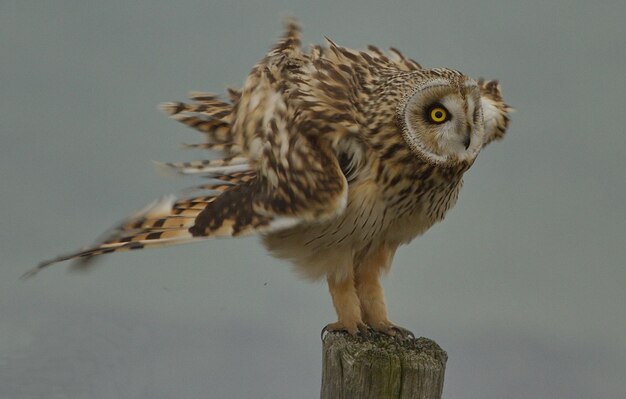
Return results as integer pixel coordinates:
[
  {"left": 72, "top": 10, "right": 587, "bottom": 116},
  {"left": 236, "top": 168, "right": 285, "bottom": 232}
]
[{"left": 321, "top": 332, "right": 447, "bottom": 399}]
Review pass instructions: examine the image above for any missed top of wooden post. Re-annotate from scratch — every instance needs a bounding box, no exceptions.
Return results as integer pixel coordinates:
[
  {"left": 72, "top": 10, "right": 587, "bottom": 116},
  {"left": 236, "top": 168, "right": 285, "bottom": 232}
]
[{"left": 321, "top": 332, "right": 447, "bottom": 399}]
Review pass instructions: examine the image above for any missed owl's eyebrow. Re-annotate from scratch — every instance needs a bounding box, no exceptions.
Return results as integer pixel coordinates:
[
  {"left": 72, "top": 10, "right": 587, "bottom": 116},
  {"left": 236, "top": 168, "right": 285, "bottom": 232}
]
[{"left": 417, "top": 79, "right": 450, "bottom": 92}]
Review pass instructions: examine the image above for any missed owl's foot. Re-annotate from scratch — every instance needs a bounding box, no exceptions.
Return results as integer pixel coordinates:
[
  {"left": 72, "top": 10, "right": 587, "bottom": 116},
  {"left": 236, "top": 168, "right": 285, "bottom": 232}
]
[
  {"left": 321, "top": 321, "right": 370, "bottom": 340},
  {"left": 368, "top": 321, "right": 415, "bottom": 340}
]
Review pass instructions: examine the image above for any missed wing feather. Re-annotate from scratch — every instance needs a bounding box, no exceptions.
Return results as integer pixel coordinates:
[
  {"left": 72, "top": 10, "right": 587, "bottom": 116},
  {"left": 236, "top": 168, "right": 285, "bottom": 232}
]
[
  {"left": 478, "top": 79, "right": 512, "bottom": 146},
  {"left": 189, "top": 20, "right": 351, "bottom": 238},
  {"left": 155, "top": 157, "right": 250, "bottom": 176},
  {"left": 33, "top": 19, "right": 370, "bottom": 274}
]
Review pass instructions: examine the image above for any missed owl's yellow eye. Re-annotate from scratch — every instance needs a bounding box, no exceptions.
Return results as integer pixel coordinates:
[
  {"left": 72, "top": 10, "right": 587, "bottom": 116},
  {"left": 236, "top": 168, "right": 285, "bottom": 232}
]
[{"left": 429, "top": 106, "right": 448, "bottom": 123}]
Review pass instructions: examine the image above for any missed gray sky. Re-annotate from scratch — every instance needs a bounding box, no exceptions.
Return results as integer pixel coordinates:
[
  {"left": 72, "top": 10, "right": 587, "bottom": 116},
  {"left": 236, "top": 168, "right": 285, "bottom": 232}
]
[{"left": 1, "top": 1, "right": 625, "bottom": 398}]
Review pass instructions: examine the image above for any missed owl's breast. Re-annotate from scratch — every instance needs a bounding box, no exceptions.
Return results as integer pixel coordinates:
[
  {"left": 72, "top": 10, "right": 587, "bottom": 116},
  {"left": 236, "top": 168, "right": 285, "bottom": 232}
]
[
  {"left": 263, "top": 175, "right": 462, "bottom": 254},
  {"left": 262, "top": 171, "right": 464, "bottom": 281},
  {"left": 381, "top": 175, "right": 464, "bottom": 244}
]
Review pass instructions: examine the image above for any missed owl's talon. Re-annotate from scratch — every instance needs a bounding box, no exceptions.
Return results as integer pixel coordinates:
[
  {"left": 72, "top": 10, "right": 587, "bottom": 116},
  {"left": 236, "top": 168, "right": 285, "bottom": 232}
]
[
  {"left": 390, "top": 325, "right": 414, "bottom": 340},
  {"left": 320, "top": 325, "right": 331, "bottom": 340},
  {"left": 368, "top": 322, "right": 414, "bottom": 340},
  {"left": 357, "top": 323, "right": 371, "bottom": 339},
  {"left": 322, "top": 321, "right": 369, "bottom": 340}
]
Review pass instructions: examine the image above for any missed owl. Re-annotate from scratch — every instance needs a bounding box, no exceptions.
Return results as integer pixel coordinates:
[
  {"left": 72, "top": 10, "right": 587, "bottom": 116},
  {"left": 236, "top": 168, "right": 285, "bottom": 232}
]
[{"left": 29, "top": 20, "right": 511, "bottom": 337}]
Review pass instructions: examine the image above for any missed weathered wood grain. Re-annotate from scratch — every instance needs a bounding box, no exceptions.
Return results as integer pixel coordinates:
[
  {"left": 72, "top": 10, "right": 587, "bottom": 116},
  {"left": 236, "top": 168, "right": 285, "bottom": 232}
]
[{"left": 321, "top": 332, "right": 446, "bottom": 399}]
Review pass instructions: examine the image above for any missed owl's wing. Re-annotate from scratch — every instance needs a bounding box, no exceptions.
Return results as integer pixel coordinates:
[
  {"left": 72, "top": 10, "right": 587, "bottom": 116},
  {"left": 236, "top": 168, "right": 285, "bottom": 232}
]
[
  {"left": 28, "top": 20, "right": 352, "bottom": 277},
  {"left": 478, "top": 79, "right": 512, "bottom": 146},
  {"left": 190, "top": 19, "right": 351, "bottom": 236},
  {"left": 162, "top": 19, "right": 352, "bottom": 229},
  {"left": 159, "top": 89, "right": 243, "bottom": 157}
]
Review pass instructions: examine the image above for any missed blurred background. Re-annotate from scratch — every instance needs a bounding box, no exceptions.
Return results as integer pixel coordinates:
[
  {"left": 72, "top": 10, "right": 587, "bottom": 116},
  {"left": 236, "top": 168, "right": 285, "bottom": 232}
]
[{"left": 1, "top": 1, "right": 624, "bottom": 398}]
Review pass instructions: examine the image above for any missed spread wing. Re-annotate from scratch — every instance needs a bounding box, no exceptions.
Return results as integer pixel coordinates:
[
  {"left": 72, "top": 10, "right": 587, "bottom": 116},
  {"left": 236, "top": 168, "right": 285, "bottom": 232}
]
[
  {"left": 191, "top": 19, "right": 353, "bottom": 236},
  {"left": 29, "top": 20, "right": 354, "bottom": 277}
]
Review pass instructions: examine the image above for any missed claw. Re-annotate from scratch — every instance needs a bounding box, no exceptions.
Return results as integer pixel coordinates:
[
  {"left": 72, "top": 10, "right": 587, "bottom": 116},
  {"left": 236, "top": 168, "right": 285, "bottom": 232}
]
[
  {"left": 320, "top": 324, "right": 330, "bottom": 340},
  {"left": 368, "top": 321, "right": 415, "bottom": 340},
  {"left": 357, "top": 323, "right": 371, "bottom": 339},
  {"left": 390, "top": 325, "right": 415, "bottom": 340},
  {"left": 321, "top": 321, "right": 370, "bottom": 340},
  {"left": 322, "top": 320, "right": 415, "bottom": 341}
]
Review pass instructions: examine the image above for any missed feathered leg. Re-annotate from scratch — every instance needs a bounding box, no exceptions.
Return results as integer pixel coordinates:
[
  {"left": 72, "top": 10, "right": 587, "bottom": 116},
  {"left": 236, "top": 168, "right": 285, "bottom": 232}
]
[
  {"left": 355, "top": 243, "right": 413, "bottom": 338},
  {"left": 324, "top": 268, "right": 368, "bottom": 337}
]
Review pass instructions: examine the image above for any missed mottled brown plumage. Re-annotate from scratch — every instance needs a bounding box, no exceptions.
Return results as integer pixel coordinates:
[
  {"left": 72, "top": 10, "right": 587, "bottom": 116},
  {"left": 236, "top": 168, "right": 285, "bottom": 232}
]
[{"left": 31, "top": 19, "right": 511, "bottom": 336}]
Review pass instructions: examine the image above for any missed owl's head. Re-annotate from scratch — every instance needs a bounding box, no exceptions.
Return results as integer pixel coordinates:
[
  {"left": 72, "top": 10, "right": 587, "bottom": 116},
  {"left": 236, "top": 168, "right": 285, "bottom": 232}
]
[{"left": 400, "top": 70, "right": 508, "bottom": 166}]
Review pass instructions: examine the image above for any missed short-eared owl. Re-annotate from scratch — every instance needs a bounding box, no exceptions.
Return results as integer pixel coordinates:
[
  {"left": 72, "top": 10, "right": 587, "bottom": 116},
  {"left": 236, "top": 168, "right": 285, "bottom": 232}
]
[{"left": 30, "top": 20, "right": 511, "bottom": 337}]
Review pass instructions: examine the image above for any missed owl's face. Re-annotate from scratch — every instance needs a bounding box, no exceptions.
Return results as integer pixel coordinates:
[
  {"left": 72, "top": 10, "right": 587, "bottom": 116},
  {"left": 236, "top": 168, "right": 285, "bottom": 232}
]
[{"left": 401, "top": 75, "right": 485, "bottom": 165}]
